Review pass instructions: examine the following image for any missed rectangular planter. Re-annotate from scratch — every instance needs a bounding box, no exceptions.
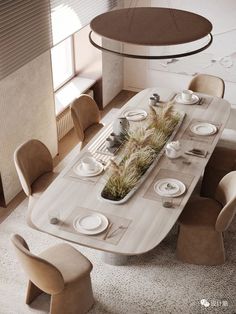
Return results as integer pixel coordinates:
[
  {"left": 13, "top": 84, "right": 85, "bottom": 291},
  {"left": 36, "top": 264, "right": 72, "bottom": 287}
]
[{"left": 98, "top": 111, "right": 186, "bottom": 204}]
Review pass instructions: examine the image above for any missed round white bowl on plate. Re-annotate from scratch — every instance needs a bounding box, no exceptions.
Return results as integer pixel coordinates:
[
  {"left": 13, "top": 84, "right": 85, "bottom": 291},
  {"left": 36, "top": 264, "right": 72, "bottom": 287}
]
[
  {"left": 73, "top": 161, "right": 103, "bottom": 177},
  {"left": 73, "top": 213, "right": 109, "bottom": 235},
  {"left": 175, "top": 93, "right": 199, "bottom": 105}
]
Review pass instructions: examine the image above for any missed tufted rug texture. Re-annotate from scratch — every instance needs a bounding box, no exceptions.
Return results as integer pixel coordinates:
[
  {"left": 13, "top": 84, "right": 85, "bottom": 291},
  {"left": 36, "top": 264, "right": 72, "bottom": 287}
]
[{"left": 0, "top": 197, "right": 236, "bottom": 314}]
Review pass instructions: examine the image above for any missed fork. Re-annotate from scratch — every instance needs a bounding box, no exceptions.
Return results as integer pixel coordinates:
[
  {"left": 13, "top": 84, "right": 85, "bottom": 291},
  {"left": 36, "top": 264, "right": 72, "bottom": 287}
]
[
  {"left": 96, "top": 158, "right": 107, "bottom": 166},
  {"left": 107, "top": 225, "right": 127, "bottom": 239},
  {"left": 197, "top": 98, "right": 204, "bottom": 105},
  {"left": 103, "top": 223, "right": 113, "bottom": 240}
]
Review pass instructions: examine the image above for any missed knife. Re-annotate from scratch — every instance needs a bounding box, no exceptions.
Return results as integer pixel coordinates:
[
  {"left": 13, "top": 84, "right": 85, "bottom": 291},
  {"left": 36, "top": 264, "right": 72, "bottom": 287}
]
[
  {"left": 103, "top": 222, "right": 113, "bottom": 240},
  {"left": 185, "top": 150, "right": 207, "bottom": 158}
]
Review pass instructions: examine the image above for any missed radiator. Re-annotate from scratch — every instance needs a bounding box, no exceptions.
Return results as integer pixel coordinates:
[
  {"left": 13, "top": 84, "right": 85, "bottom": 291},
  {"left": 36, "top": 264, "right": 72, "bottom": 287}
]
[{"left": 56, "top": 89, "right": 94, "bottom": 141}]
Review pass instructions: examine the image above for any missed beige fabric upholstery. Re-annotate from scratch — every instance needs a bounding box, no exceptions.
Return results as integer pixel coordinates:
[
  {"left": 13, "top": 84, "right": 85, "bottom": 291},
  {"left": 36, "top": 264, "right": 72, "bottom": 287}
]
[
  {"left": 14, "top": 139, "right": 54, "bottom": 196},
  {"left": 218, "top": 128, "right": 236, "bottom": 150},
  {"left": 71, "top": 94, "right": 103, "bottom": 144},
  {"left": 215, "top": 171, "right": 236, "bottom": 231},
  {"left": 201, "top": 147, "right": 236, "bottom": 198},
  {"left": 11, "top": 234, "right": 94, "bottom": 314},
  {"left": 188, "top": 74, "right": 225, "bottom": 98},
  {"left": 14, "top": 139, "right": 58, "bottom": 228},
  {"left": 177, "top": 171, "right": 236, "bottom": 265},
  {"left": 27, "top": 172, "right": 58, "bottom": 230}
]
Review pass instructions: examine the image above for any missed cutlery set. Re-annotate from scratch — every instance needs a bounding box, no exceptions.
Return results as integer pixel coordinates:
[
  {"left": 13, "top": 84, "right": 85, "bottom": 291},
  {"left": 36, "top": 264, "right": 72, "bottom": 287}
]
[
  {"left": 197, "top": 97, "right": 204, "bottom": 105},
  {"left": 103, "top": 224, "right": 127, "bottom": 240},
  {"left": 185, "top": 148, "right": 207, "bottom": 158}
]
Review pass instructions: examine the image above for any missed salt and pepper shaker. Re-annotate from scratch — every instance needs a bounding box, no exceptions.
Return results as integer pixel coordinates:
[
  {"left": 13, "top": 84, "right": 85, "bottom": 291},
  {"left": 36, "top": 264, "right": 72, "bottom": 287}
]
[
  {"left": 149, "top": 93, "right": 160, "bottom": 106},
  {"left": 149, "top": 96, "right": 157, "bottom": 106},
  {"left": 153, "top": 93, "right": 160, "bottom": 103}
]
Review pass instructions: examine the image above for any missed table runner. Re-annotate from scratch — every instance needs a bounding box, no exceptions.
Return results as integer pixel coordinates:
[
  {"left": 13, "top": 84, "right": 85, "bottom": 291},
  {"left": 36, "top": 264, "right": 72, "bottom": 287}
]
[
  {"left": 60, "top": 207, "right": 132, "bottom": 245},
  {"left": 142, "top": 169, "right": 195, "bottom": 207}
]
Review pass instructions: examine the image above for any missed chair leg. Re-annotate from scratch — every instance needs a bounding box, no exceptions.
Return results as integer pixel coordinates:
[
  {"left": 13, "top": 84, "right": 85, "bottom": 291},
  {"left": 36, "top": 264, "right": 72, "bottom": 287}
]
[
  {"left": 177, "top": 224, "right": 225, "bottom": 265},
  {"left": 26, "top": 280, "right": 43, "bottom": 304},
  {"left": 50, "top": 275, "right": 94, "bottom": 314}
]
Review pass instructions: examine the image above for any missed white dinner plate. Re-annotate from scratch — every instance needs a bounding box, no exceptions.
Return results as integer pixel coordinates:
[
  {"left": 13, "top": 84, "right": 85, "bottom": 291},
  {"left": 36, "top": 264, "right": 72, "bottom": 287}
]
[
  {"left": 73, "top": 213, "right": 109, "bottom": 235},
  {"left": 175, "top": 94, "right": 199, "bottom": 105},
  {"left": 77, "top": 214, "right": 102, "bottom": 230},
  {"left": 154, "top": 178, "right": 186, "bottom": 197},
  {"left": 190, "top": 123, "right": 217, "bottom": 136},
  {"left": 73, "top": 162, "right": 103, "bottom": 177},
  {"left": 123, "top": 109, "right": 148, "bottom": 121}
]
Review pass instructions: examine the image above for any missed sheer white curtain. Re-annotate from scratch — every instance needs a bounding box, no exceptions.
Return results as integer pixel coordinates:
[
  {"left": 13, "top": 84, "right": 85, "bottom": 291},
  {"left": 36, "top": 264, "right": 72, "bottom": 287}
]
[
  {"left": 0, "top": 0, "right": 52, "bottom": 80},
  {"left": 0, "top": 0, "right": 118, "bottom": 80},
  {"left": 50, "top": 0, "right": 118, "bottom": 45}
]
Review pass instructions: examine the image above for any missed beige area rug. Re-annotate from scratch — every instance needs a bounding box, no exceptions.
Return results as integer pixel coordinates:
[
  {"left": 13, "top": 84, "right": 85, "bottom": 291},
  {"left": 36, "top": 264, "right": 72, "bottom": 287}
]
[{"left": 0, "top": 198, "right": 236, "bottom": 314}]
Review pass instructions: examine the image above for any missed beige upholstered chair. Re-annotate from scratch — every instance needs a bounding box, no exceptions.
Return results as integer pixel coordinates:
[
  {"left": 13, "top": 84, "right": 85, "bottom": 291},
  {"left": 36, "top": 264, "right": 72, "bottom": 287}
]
[
  {"left": 188, "top": 74, "right": 225, "bottom": 98},
  {"left": 201, "top": 147, "right": 236, "bottom": 198},
  {"left": 14, "top": 139, "right": 58, "bottom": 227},
  {"left": 71, "top": 94, "right": 103, "bottom": 147},
  {"left": 11, "top": 234, "right": 94, "bottom": 314},
  {"left": 177, "top": 171, "right": 236, "bottom": 265}
]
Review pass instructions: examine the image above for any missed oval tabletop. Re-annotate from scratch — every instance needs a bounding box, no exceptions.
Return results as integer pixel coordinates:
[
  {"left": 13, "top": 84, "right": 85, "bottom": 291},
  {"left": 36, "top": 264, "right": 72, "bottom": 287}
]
[{"left": 30, "top": 87, "right": 231, "bottom": 255}]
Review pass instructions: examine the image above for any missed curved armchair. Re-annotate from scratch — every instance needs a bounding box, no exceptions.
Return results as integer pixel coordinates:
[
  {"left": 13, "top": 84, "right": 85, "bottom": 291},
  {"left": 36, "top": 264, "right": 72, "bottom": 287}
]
[
  {"left": 11, "top": 234, "right": 94, "bottom": 314},
  {"left": 177, "top": 171, "right": 236, "bottom": 265},
  {"left": 71, "top": 94, "right": 103, "bottom": 147},
  {"left": 188, "top": 74, "right": 225, "bottom": 98},
  {"left": 14, "top": 139, "right": 58, "bottom": 227}
]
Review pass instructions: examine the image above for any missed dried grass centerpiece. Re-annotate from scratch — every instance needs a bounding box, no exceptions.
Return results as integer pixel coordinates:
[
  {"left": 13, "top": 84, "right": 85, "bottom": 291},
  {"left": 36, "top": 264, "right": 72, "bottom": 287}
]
[{"left": 101, "top": 105, "right": 181, "bottom": 202}]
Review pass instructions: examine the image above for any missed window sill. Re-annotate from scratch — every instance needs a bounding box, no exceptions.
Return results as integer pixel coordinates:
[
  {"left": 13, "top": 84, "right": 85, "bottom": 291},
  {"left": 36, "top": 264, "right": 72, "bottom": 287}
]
[{"left": 54, "top": 76, "right": 96, "bottom": 116}]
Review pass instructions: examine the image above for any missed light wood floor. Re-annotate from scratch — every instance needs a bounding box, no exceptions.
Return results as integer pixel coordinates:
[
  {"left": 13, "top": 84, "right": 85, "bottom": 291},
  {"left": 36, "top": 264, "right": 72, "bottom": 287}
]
[{"left": 0, "top": 90, "right": 136, "bottom": 223}]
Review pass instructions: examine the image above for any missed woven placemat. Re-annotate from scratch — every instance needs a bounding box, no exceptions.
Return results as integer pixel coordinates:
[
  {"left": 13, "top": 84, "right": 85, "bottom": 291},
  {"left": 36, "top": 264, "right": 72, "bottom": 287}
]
[
  {"left": 60, "top": 207, "right": 132, "bottom": 245},
  {"left": 63, "top": 153, "right": 103, "bottom": 184},
  {"left": 142, "top": 169, "right": 195, "bottom": 206},
  {"left": 196, "top": 95, "right": 213, "bottom": 109},
  {"left": 174, "top": 94, "right": 213, "bottom": 109},
  {"left": 181, "top": 119, "right": 221, "bottom": 144}
]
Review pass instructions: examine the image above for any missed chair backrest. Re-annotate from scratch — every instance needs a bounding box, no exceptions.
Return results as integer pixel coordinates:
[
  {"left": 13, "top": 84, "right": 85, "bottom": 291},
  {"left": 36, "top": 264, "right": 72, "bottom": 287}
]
[
  {"left": 71, "top": 94, "right": 100, "bottom": 142},
  {"left": 14, "top": 139, "right": 53, "bottom": 196},
  {"left": 214, "top": 171, "right": 236, "bottom": 231},
  {"left": 11, "top": 234, "right": 64, "bottom": 294},
  {"left": 188, "top": 74, "right": 225, "bottom": 98}
]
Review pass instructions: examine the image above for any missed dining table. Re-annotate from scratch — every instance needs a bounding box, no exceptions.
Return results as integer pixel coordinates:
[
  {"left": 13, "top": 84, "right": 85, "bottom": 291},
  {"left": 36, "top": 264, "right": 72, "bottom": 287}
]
[{"left": 30, "top": 87, "right": 231, "bottom": 265}]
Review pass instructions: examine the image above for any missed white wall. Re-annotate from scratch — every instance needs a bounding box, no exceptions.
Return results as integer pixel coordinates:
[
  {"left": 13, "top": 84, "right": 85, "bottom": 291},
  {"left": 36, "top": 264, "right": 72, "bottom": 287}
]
[
  {"left": 75, "top": 24, "right": 124, "bottom": 108},
  {"left": 123, "top": 0, "right": 236, "bottom": 106},
  {"left": 102, "top": 39, "right": 124, "bottom": 106},
  {"left": 0, "top": 51, "right": 57, "bottom": 204}
]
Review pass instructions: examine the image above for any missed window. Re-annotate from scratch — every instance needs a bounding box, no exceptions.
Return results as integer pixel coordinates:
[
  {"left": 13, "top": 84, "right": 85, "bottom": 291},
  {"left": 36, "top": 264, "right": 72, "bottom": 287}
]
[{"left": 51, "top": 36, "right": 75, "bottom": 91}]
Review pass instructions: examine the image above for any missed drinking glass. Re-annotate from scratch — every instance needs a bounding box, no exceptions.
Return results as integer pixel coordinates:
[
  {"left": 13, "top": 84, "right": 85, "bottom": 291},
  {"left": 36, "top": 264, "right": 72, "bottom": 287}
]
[
  {"left": 162, "top": 197, "right": 174, "bottom": 208},
  {"left": 48, "top": 209, "right": 61, "bottom": 225}
]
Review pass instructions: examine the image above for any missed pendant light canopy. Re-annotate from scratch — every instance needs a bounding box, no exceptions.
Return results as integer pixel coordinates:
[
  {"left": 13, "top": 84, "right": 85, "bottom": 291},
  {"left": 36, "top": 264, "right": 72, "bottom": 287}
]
[{"left": 89, "top": 7, "right": 213, "bottom": 59}]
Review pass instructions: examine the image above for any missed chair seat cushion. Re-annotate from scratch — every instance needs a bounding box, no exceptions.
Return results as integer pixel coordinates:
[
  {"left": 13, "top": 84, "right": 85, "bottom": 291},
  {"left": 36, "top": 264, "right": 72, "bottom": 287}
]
[
  {"left": 39, "top": 243, "right": 92, "bottom": 284},
  {"left": 179, "top": 197, "right": 222, "bottom": 227},
  {"left": 218, "top": 128, "right": 236, "bottom": 149},
  {"left": 83, "top": 123, "right": 103, "bottom": 147},
  {"left": 27, "top": 172, "right": 58, "bottom": 229},
  {"left": 31, "top": 172, "right": 58, "bottom": 198}
]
